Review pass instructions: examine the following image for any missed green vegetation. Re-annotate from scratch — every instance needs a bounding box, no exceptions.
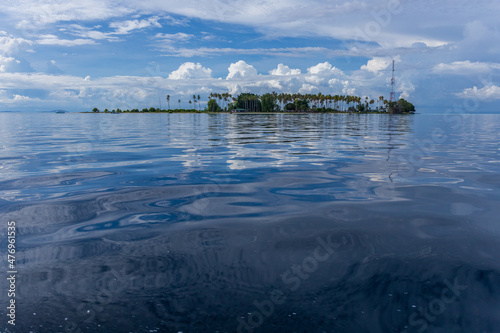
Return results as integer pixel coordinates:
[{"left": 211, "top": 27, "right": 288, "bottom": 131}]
[
  {"left": 234, "top": 93, "right": 262, "bottom": 112},
  {"left": 207, "top": 99, "right": 222, "bottom": 112},
  {"left": 388, "top": 99, "right": 416, "bottom": 114},
  {"left": 91, "top": 92, "right": 416, "bottom": 114},
  {"left": 260, "top": 93, "right": 277, "bottom": 112}
]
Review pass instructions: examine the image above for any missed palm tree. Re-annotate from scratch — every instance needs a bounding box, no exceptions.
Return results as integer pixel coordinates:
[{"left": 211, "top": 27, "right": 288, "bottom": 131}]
[
  {"left": 166, "top": 95, "right": 170, "bottom": 110},
  {"left": 217, "top": 93, "right": 222, "bottom": 109},
  {"left": 178, "top": 99, "right": 181, "bottom": 109},
  {"left": 346, "top": 95, "right": 352, "bottom": 110},
  {"left": 278, "top": 93, "right": 284, "bottom": 111},
  {"left": 222, "top": 92, "right": 230, "bottom": 111},
  {"left": 189, "top": 100, "right": 192, "bottom": 109},
  {"left": 272, "top": 91, "right": 278, "bottom": 110},
  {"left": 333, "top": 95, "right": 339, "bottom": 111},
  {"left": 283, "top": 93, "right": 288, "bottom": 111}
]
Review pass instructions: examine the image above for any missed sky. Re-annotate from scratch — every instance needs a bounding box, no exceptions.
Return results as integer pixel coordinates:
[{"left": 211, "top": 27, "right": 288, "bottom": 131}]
[{"left": 0, "top": 0, "right": 499, "bottom": 112}]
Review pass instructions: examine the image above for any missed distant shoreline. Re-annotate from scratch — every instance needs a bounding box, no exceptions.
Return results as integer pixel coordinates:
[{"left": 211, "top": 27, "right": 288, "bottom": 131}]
[
  {"left": 79, "top": 111, "right": 403, "bottom": 115},
  {"left": 87, "top": 93, "right": 416, "bottom": 114}
]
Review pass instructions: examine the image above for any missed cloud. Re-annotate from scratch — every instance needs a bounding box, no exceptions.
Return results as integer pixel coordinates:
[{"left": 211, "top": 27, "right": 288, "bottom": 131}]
[
  {"left": 361, "top": 56, "right": 399, "bottom": 74},
  {"left": 458, "top": 85, "right": 500, "bottom": 100},
  {"left": 152, "top": 32, "right": 195, "bottom": 54},
  {"left": 433, "top": 60, "right": 500, "bottom": 75},
  {"left": 1, "top": 1, "right": 499, "bottom": 112},
  {"left": 399, "top": 91, "right": 410, "bottom": 100},
  {"left": 270, "top": 63, "right": 301, "bottom": 75},
  {"left": 341, "top": 80, "right": 356, "bottom": 95},
  {"left": 0, "top": 54, "right": 34, "bottom": 73},
  {"left": 0, "top": 32, "right": 34, "bottom": 55},
  {"left": 116, "top": 0, "right": 456, "bottom": 48},
  {"left": 59, "top": 15, "right": 165, "bottom": 43},
  {"left": 37, "top": 34, "right": 98, "bottom": 46},
  {"left": 62, "top": 24, "right": 120, "bottom": 41},
  {"left": 305, "top": 62, "right": 345, "bottom": 85},
  {"left": 158, "top": 46, "right": 330, "bottom": 57},
  {"left": 13, "top": 94, "right": 32, "bottom": 101},
  {"left": 0, "top": 56, "right": 19, "bottom": 72},
  {"left": 398, "top": 79, "right": 415, "bottom": 100},
  {"left": 0, "top": 60, "right": 371, "bottom": 110},
  {"left": 9, "top": 0, "right": 134, "bottom": 29},
  {"left": 168, "top": 62, "right": 212, "bottom": 80},
  {"left": 161, "top": 15, "right": 190, "bottom": 27},
  {"left": 200, "top": 32, "right": 218, "bottom": 41},
  {"left": 307, "top": 62, "right": 344, "bottom": 76},
  {"left": 154, "top": 32, "right": 193, "bottom": 43},
  {"left": 226, "top": 60, "right": 258, "bottom": 80},
  {"left": 299, "top": 83, "right": 318, "bottom": 94},
  {"left": 3, "top": 0, "right": 497, "bottom": 54},
  {"left": 0, "top": 72, "right": 160, "bottom": 110},
  {"left": 0, "top": 59, "right": 393, "bottom": 109},
  {"left": 0, "top": 89, "right": 37, "bottom": 104},
  {"left": 457, "top": 21, "right": 500, "bottom": 61},
  {"left": 109, "top": 16, "right": 161, "bottom": 35}
]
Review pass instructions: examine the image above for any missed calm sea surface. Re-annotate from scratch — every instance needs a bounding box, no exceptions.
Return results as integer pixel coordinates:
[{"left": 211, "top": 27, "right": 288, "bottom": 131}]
[{"left": 1, "top": 112, "right": 500, "bottom": 332}]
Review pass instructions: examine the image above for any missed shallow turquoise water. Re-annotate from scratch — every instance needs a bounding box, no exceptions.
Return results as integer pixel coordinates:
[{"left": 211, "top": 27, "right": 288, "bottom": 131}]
[{"left": 0, "top": 112, "right": 500, "bottom": 332}]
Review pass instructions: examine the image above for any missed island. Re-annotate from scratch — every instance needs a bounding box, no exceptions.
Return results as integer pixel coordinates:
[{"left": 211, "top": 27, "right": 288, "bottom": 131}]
[{"left": 91, "top": 92, "right": 416, "bottom": 114}]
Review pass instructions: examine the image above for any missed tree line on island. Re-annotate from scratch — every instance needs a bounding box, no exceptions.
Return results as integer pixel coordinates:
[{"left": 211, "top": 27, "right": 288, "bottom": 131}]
[{"left": 92, "top": 92, "right": 415, "bottom": 114}]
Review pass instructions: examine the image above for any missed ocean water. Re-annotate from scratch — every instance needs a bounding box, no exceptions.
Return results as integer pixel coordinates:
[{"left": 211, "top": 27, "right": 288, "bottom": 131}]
[{"left": 0, "top": 112, "right": 500, "bottom": 333}]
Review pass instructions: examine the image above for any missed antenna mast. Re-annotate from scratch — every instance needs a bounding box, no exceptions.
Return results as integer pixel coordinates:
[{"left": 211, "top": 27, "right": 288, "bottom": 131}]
[{"left": 390, "top": 60, "right": 396, "bottom": 102}]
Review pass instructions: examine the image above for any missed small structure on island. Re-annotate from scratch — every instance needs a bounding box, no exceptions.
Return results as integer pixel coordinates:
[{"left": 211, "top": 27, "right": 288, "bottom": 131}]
[{"left": 231, "top": 108, "right": 246, "bottom": 113}]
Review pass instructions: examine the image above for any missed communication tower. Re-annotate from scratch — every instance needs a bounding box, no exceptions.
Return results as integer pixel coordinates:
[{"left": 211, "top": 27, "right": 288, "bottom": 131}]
[{"left": 390, "top": 60, "right": 396, "bottom": 102}]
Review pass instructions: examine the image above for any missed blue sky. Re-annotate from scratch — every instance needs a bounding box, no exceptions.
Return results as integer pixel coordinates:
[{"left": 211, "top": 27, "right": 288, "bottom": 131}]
[{"left": 0, "top": 0, "right": 499, "bottom": 112}]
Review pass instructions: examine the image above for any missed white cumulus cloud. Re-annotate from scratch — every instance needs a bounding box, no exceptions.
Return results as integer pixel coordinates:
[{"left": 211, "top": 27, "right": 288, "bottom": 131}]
[
  {"left": 361, "top": 56, "right": 399, "bottom": 74},
  {"left": 299, "top": 83, "right": 318, "bottom": 94},
  {"left": 307, "top": 62, "right": 343, "bottom": 76},
  {"left": 458, "top": 85, "right": 500, "bottom": 100},
  {"left": 0, "top": 56, "right": 20, "bottom": 72},
  {"left": 0, "top": 32, "right": 34, "bottom": 55},
  {"left": 305, "top": 62, "right": 345, "bottom": 85},
  {"left": 270, "top": 63, "right": 301, "bottom": 75},
  {"left": 226, "top": 60, "right": 258, "bottom": 80},
  {"left": 168, "top": 62, "right": 212, "bottom": 80}
]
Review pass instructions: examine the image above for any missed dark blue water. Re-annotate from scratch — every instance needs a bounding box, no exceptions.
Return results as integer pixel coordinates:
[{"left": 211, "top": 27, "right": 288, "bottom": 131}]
[{"left": 1, "top": 113, "right": 500, "bottom": 333}]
